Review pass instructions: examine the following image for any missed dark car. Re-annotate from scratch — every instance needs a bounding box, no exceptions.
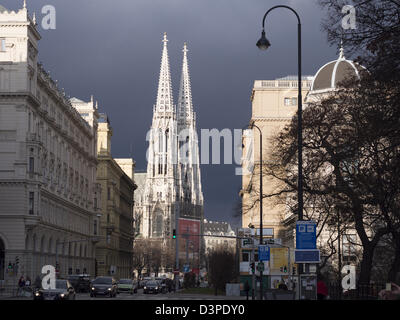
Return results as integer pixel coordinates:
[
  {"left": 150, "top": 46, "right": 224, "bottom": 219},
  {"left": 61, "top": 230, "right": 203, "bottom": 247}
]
[
  {"left": 139, "top": 277, "right": 152, "bottom": 289},
  {"left": 33, "top": 279, "right": 76, "bottom": 300},
  {"left": 155, "top": 278, "right": 167, "bottom": 294},
  {"left": 67, "top": 274, "right": 91, "bottom": 293},
  {"left": 90, "top": 277, "right": 118, "bottom": 298},
  {"left": 143, "top": 280, "right": 161, "bottom": 294}
]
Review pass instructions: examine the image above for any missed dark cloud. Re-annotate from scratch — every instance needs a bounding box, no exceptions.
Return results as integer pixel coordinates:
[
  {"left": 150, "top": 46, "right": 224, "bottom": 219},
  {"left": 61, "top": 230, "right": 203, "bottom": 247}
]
[{"left": 2, "top": 0, "right": 340, "bottom": 228}]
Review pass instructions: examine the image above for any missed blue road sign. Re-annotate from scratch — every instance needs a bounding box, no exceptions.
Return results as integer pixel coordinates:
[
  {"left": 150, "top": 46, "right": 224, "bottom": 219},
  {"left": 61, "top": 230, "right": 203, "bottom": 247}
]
[
  {"left": 295, "top": 250, "right": 320, "bottom": 263},
  {"left": 296, "top": 221, "right": 317, "bottom": 249},
  {"left": 183, "top": 265, "right": 190, "bottom": 273},
  {"left": 258, "top": 245, "right": 270, "bottom": 261}
]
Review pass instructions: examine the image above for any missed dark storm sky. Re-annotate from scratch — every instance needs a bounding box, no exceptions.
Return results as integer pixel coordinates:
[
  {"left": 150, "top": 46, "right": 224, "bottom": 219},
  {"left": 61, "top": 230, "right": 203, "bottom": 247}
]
[{"left": 3, "top": 0, "right": 341, "bottom": 228}]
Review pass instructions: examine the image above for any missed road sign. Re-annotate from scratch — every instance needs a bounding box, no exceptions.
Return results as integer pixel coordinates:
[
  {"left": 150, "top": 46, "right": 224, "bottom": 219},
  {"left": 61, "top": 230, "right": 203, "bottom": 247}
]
[
  {"left": 296, "top": 221, "right": 317, "bottom": 249},
  {"left": 295, "top": 249, "right": 320, "bottom": 263},
  {"left": 183, "top": 264, "right": 190, "bottom": 273},
  {"left": 256, "top": 228, "right": 274, "bottom": 237},
  {"left": 258, "top": 245, "right": 270, "bottom": 261}
]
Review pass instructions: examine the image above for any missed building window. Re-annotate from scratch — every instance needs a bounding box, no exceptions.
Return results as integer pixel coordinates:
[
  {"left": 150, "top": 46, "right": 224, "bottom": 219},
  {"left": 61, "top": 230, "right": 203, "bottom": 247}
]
[
  {"left": 242, "top": 252, "right": 249, "bottom": 262},
  {"left": 107, "top": 187, "right": 111, "bottom": 200},
  {"left": 343, "top": 234, "right": 357, "bottom": 259},
  {"left": 29, "top": 192, "right": 34, "bottom": 215},
  {"left": 94, "top": 220, "right": 97, "bottom": 235},
  {"left": 0, "top": 39, "right": 5, "bottom": 52},
  {"left": 29, "top": 157, "right": 34, "bottom": 173},
  {"left": 152, "top": 211, "right": 163, "bottom": 237},
  {"left": 284, "top": 97, "right": 298, "bottom": 106}
]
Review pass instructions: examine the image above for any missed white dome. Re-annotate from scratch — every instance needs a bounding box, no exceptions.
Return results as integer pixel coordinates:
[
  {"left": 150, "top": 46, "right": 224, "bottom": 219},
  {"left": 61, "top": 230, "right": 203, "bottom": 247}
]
[{"left": 311, "top": 48, "right": 365, "bottom": 91}]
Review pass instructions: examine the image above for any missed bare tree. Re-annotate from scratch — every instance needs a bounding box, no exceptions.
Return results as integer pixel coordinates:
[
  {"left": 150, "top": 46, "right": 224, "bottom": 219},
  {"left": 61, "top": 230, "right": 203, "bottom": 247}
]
[{"left": 207, "top": 246, "right": 237, "bottom": 295}]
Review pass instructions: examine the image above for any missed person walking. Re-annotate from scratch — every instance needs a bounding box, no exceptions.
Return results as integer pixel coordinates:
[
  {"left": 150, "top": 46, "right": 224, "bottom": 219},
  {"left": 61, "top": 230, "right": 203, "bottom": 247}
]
[
  {"left": 17, "top": 276, "right": 25, "bottom": 296},
  {"left": 244, "top": 280, "right": 250, "bottom": 300},
  {"left": 317, "top": 273, "right": 328, "bottom": 300}
]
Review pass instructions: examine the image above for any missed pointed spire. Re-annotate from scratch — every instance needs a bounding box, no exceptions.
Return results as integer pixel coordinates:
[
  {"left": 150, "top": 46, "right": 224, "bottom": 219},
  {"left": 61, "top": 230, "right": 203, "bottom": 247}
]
[
  {"left": 339, "top": 40, "right": 345, "bottom": 60},
  {"left": 155, "top": 32, "right": 174, "bottom": 113},
  {"left": 23, "top": 0, "right": 26, "bottom": 9},
  {"left": 91, "top": 95, "right": 94, "bottom": 103},
  {"left": 178, "top": 42, "right": 193, "bottom": 124},
  {"left": 33, "top": 12, "right": 36, "bottom": 25}
]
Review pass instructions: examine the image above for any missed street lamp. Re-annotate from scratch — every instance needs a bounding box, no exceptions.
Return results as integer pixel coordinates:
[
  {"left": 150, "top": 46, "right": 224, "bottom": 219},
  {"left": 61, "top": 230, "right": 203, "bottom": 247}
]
[
  {"left": 243, "top": 122, "right": 263, "bottom": 300},
  {"left": 256, "top": 5, "right": 303, "bottom": 222},
  {"left": 256, "top": 4, "right": 304, "bottom": 297}
]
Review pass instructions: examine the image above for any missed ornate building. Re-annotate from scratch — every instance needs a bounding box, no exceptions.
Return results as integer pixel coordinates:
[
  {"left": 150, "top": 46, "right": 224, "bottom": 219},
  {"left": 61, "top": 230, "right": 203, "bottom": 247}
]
[
  {"left": 136, "top": 33, "right": 204, "bottom": 273},
  {"left": 94, "top": 113, "right": 136, "bottom": 279},
  {"left": 0, "top": 3, "right": 98, "bottom": 288}
]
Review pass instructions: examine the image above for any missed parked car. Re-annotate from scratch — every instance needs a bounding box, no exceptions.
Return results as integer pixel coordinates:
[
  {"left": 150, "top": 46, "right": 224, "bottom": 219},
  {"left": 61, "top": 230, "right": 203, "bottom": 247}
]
[
  {"left": 90, "top": 277, "right": 118, "bottom": 298},
  {"left": 143, "top": 280, "right": 161, "bottom": 294},
  {"left": 139, "top": 277, "right": 153, "bottom": 289},
  {"left": 155, "top": 278, "right": 167, "bottom": 294},
  {"left": 33, "top": 279, "right": 76, "bottom": 300},
  {"left": 67, "top": 274, "right": 91, "bottom": 293},
  {"left": 117, "top": 279, "right": 137, "bottom": 294}
]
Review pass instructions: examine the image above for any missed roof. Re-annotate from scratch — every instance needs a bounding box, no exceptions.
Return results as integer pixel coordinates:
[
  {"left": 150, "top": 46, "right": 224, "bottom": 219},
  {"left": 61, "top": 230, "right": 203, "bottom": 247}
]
[
  {"left": 70, "top": 97, "right": 85, "bottom": 104},
  {"left": 133, "top": 172, "right": 147, "bottom": 202},
  {"left": 0, "top": 5, "right": 8, "bottom": 13},
  {"left": 203, "top": 219, "right": 235, "bottom": 235},
  {"left": 311, "top": 47, "right": 365, "bottom": 91},
  {"left": 276, "top": 75, "right": 314, "bottom": 81}
]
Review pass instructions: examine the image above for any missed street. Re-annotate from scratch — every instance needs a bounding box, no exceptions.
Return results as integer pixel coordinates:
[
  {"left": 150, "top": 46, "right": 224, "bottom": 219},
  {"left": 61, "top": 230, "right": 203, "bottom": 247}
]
[{"left": 2, "top": 288, "right": 247, "bottom": 301}]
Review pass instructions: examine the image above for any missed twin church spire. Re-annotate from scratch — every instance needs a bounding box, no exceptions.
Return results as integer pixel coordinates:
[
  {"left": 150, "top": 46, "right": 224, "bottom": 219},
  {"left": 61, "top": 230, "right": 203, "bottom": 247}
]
[{"left": 155, "top": 33, "right": 194, "bottom": 124}]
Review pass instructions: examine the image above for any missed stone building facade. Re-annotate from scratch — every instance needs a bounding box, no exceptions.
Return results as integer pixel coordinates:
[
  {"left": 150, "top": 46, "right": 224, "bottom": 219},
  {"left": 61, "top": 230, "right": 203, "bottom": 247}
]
[
  {"left": 95, "top": 114, "right": 136, "bottom": 279},
  {"left": 0, "top": 3, "right": 98, "bottom": 288}
]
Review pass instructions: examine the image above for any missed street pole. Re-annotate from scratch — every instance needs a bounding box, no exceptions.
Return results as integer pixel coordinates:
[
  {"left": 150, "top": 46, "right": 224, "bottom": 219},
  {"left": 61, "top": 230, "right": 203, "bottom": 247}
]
[
  {"left": 250, "top": 122, "right": 263, "bottom": 300},
  {"left": 337, "top": 209, "right": 342, "bottom": 300},
  {"left": 257, "top": 4, "right": 303, "bottom": 298},
  {"left": 175, "top": 206, "right": 180, "bottom": 290},
  {"left": 252, "top": 243, "right": 256, "bottom": 300}
]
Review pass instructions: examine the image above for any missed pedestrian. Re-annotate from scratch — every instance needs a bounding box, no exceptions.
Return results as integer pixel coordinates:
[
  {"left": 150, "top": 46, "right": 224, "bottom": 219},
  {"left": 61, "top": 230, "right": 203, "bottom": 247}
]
[
  {"left": 25, "top": 276, "right": 31, "bottom": 287},
  {"left": 278, "top": 281, "right": 288, "bottom": 290},
  {"left": 317, "top": 272, "right": 328, "bottom": 300},
  {"left": 34, "top": 275, "right": 42, "bottom": 290},
  {"left": 17, "top": 276, "right": 25, "bottom": 296},
  {"left": 244, "top": 280, "right": 250, "bottom": 300}
]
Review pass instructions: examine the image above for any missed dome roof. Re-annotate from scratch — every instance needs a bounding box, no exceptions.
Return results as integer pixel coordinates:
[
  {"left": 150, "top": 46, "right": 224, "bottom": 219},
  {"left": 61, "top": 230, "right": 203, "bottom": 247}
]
[{"left": 311, "top": 47, "right": 365, "bottom": 91}]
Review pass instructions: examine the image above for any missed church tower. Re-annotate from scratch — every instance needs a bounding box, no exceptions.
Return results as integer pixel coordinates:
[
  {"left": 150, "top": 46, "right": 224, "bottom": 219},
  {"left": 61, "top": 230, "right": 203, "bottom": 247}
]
[
  {"left": 177, "top": 42, "right": 203, "bottom": 217},
  {"left": 140, "top": 34, "right": 204, "bottom": 273},
  {"left": 142, "top": 33, "right": 179, "bottom": 241}
]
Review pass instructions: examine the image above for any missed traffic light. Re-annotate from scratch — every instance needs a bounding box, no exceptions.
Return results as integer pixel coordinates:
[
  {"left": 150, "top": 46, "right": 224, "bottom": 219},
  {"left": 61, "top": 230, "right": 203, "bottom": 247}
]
[
  {"left": 7, "top": 262, "right": 12, "bottom": 271},
  {"left": 250, "top": 262, "right": 255, "bottom": 273},
  {"left": 15, "top": 256, "right": 19, "bottom": 265},
  {"left": 172, "top": 229, "right": 176, "bottom": 239},
  {"left": 283, "top": 265, "right": 287, "bottom": 273},
  {"left": 292, "top": 266, "right": 297, "bottom": 275}
]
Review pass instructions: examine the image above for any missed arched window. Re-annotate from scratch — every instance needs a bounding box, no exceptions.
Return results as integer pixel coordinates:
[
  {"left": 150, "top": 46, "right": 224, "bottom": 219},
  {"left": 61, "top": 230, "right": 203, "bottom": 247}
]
[
  {"left": 152, "top": 210, "right": 163, "bottom": 237},
  {"left": 33, "top": 235, "right": 37, "bottom": 252},
  {"left": 40, "top": 236, "right": 45, "bottom": 253}
]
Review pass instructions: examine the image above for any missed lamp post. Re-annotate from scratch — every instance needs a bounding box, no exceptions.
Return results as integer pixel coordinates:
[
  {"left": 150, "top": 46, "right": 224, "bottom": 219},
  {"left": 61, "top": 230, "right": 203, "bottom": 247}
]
[
  {"left": 256, "top": 5, "right": 304, "bottom": 283},
  {"left": 244, "top": 122, "right": 263, "bottom": 299},
  {"left": 256, "top": 5, "right": 303, "bottom": 222}
]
